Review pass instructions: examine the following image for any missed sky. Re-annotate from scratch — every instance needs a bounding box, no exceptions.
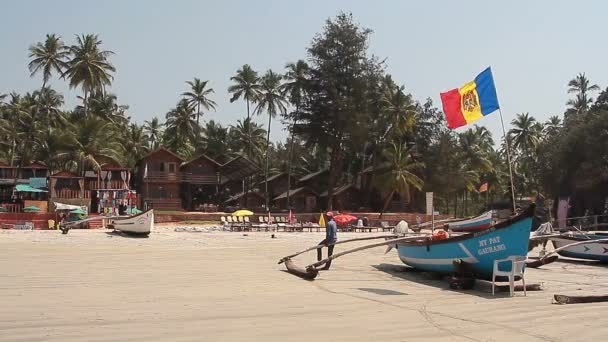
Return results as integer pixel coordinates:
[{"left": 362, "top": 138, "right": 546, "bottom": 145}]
[{"left": 2, "top": 0, "right": 607, "bottom": 144}]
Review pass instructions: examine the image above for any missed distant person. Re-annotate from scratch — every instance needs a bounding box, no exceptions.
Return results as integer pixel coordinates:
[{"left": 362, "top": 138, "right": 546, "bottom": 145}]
[
  {"left": 317, "top": 211, "right": 337, "bottom": 270},
  {"left": 356, "top": 217, "right": 363, "bottom": 228},
  {"left": 362, "top": 216, "right": 369, "bottom": 227}
]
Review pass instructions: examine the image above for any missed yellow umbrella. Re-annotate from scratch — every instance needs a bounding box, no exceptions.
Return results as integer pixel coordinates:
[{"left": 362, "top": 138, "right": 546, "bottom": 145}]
[
  {"left": 232, "top": 209, "right": 254, "bottom": 216},
  {"left": 318, "top": 212, "right": 326, "bottom": 227}
]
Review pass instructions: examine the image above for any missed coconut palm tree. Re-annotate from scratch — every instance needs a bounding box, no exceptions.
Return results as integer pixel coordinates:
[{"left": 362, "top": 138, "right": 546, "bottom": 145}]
[
  {"left": 28, "top": 34, "right": 69, "bottom": 89},
  {"left": 509, "top": 113, "right": 542, "bottom": 154},
  {"left": 164, "top": 99, "right": 197, "bottom": 154},
  {"left": 228, "top": 117, "right": 266, "bottom": 158},
  {"left": 143, "top": 117, "right": 163, "bottom": 150},
  {"left": 567, "top": 73, "right": 600, "bottom": 113},
  {"left": 63, "top": 34, "right": 115, "bottom": 116},
  {"left": 281, "top": 60, "right": 309, "bottom": 207},
  {"left": 255, "top": 69, "right": 287, "bottom": 207},
  {"left": 543, "top": 115, "right": 562, "bottom": 137},
  {"left": 380, "top": 81, "right": 417, "bottom": 139},
  {"left": 201, "top": 120, "right": 230, "bottom": 159},
  {"left": 32, "top": 87, "right": 66, "bottom": 128},
  {"left": 374, "top": 142, "right": 424, "bottom": 214},
  {"left": 58, "top": 116, "right": 124, "bottom": 175},
  {"left": 182, "top": 78, "right": 217, "bottom": 125},
  {"left": 121, "top": 123, "right": 148, "bottom": 168},
  {"left": 228, "top": 64, "right": 261, "bottom": 121}
]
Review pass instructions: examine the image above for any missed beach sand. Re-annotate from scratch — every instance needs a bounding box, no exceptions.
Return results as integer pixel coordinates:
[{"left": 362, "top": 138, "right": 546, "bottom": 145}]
[{"left": 1, "top": 227, "right": 608, "bottom": 341}]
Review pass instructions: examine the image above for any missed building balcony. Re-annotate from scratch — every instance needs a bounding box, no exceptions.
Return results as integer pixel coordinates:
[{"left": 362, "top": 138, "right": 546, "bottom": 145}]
[{"left": 143, "top": 171, "right": 180, "bottom": 182}]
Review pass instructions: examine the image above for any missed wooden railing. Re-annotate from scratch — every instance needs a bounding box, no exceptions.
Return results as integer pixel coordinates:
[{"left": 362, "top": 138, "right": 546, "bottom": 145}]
[
  {"left": 553, "top": 215, "right": 608, "bottom": 230},
  {"left": 181, "top": 173, "right": 217, "bottom": 184},
  {"left": 144, "top": 171, "right": 180, "bottom": 182},
  {"left": 53, "top": 189, "right": 83, "bottom": 199},
  {"left": 144, "top": 198, "right": 182, "bottom": 210}
]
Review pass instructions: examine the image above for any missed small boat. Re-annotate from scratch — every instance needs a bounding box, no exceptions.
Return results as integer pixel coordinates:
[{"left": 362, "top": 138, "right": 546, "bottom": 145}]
[
  {"left": 395, "top": 207, "right": 534, "bottom": 279},
  {"left": 551, "top": 233, "right": 608, "bottom": 263},
  {"left": 108, "top": 209, "right": 154, "bottom": 236},
  {"left": 447, "top": 211, "right": 494, "bottom": 232}
]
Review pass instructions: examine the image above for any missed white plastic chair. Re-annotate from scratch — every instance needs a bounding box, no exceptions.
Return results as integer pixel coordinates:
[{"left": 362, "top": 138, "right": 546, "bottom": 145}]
[{"left": 492, "top": 256, "right": 527, "bottom": 297}]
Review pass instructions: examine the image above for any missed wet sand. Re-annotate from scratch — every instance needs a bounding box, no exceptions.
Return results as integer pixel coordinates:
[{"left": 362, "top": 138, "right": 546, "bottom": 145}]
[{"left": 1, "top": 227, "right": 608, "bottom": 341}]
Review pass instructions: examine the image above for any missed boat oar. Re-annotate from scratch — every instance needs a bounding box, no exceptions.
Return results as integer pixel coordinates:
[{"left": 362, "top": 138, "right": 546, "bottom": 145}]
[
  {"left": 278, "top": 234, "right": 398, "bottom": 264},
  {"left": 303, "top": 235, "right": 427, "bottom": 274}
]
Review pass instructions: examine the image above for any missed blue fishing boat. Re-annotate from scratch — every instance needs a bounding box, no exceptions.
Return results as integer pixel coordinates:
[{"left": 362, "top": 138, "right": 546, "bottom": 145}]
[
  {"left": 447, "top": 211, "right": 494, "bottom": 232},
  {"left": 395, "top": 207, "right": 534, "bottom": 279}
]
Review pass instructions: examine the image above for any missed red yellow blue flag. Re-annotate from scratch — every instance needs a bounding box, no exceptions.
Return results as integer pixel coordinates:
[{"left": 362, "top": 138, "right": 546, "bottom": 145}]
[{"left": 440, "top": 67, "right": 500, "bottom": 129}]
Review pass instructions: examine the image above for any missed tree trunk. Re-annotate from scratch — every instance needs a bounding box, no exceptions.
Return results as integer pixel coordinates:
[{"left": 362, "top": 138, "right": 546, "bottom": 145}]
[
  {"left": 83, "top": 90, "right": 88, "bottom": 116},
  {"left": 379, "top": 189, "right": 395, "bottom": 219},
  {"left": 264, "top": 112, "right": 272, "bottom": 209},
  {"left": 197, "top": 102, "right": 201, "bottom": 125},
  {"left": 326, "top": 138, "right": 343, "bottom": 211},
  {"left": 286, "top": 117, "right": 297, "bottom": 209}
]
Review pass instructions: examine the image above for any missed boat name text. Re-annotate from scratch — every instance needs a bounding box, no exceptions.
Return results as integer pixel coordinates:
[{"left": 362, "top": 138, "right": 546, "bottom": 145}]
[{"left": 477, "top": 236, "right": 506, "bottom": 255}]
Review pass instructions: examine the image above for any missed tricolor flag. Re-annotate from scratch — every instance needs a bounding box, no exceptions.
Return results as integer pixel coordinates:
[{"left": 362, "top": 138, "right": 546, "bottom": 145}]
[{"left": 440, "top": 67, "right": 500, "bottom": 129}]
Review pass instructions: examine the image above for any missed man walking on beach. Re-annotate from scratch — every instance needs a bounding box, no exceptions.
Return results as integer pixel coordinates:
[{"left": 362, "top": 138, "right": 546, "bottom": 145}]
[{"left": 317, "top": 211, "right": 337, "bottom": 270}]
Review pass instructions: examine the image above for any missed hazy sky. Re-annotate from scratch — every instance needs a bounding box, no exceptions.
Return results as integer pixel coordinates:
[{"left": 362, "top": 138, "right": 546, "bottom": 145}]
[{"left": 2, "top": 0, "right": 607, "bottom": 143}]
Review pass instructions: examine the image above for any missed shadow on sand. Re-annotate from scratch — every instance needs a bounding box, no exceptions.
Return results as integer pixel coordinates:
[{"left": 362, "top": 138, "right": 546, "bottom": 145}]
[
  {"left": 104, "top": 231, "right": 150, "bottom": 239},
  {"left": 372, "top": 263, "right": 526, "bottom": 299}
]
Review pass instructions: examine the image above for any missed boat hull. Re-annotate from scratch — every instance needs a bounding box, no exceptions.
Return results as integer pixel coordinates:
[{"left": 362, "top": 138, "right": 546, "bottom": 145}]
[
  {"left": 552, "top": 235, "right": 608, "bottom": 263},
  {"left": 109, "top": 210, "right": 154, "bottom": 235},
  {"left": 447, "top": 211, "right": 494, "bottom": 232},
  {"left": 397, "top": 212, "right": 533, "bottom": 278}
]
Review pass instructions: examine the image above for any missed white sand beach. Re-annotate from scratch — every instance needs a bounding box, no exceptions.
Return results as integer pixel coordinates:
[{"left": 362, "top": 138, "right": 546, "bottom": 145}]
[{"left": 1, "top": 227, "right": 608, "bottom": 341}]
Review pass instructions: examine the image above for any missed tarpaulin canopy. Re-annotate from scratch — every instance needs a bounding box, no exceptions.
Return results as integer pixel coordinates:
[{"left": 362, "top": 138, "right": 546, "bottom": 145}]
[{"left": 15, "top": 184, "right": 48, "bottom": 193}]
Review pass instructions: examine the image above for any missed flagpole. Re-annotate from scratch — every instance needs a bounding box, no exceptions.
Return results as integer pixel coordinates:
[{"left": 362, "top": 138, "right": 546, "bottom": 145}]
[{"left": 498, "top": 108, "right": 517, "bottom": 213}]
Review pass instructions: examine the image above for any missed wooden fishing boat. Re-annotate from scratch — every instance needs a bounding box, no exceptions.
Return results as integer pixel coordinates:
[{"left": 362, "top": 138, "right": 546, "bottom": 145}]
[
  {"left": 107, "top": 209, "right": 154, "bottom": 236},
  {"left": 395, "top": 207, "right": 534, "bottom": 279},
  {"left": 447, "top": 211, "right": 494, "bottom": 232},
  {"left": 551, "top": 233, "right": 608, "bottom": 263}
]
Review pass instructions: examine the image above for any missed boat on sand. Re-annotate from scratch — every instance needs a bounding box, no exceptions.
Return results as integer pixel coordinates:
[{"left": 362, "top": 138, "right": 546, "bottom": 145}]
[
  {"left": 107, "top": 209, "right": 154, "bottom": 236},
  {"left": 395, "top": 207, "right": 534, "bottom": 279},
  {"left": 446, "top": 211, "right": 494, "bottom": 232}
]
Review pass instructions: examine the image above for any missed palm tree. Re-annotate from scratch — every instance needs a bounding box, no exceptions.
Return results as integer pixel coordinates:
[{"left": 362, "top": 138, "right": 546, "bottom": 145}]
[
  {"left": 380, "top": 81, "right": 417, "bottom": 138},
  {"left": 509, "top": 113, "right": 542, "bottom": 154},
  {"left": 28, "top": 34, "right": 69, "bottom": 89},
  {"left": 182, "top": 78, "right": 217, "bottom": 125},
  {"left": 63, "top": 34, "right": 115, "bottom": 116},
  {"left": 543, "top": 115, "right": 562, "bottom": 137},
  {"left": 255, "top": 69, "right": 287, "bottom": 207},
  {"left": 281, "top": 60, "right": 309, "bottom": 207},
  {"left": 374, "top": 142, "right": 424, "bottom": 214},
  {"left": 87, "top": 91, "right": 128, "bottom": 125},
  {"left": 228, "top": 117, "right": 266, "bottom": 158},
  {"left": 228, "top": 64, "right": 261, "bottom": 121},
  {"left": 567, "top": 73, "right": 600, "bottom": 113},
  {"left": 121, "top": 123, "right": 148, "bottom": 168},
  {"left": 164, "top": 99, "right": 197, "bottom": 154},
  {"left": 32, "top": 87, "right": 66, "bottom": 128},
  {"left": 143, "top": 117, "right": 163, "bottom": 150},
  {"left": 201, "top": 120, "right": 230, "bottom": 158},
  {"left": 59, "top": 116, "right": 124, "bottom": 175}
]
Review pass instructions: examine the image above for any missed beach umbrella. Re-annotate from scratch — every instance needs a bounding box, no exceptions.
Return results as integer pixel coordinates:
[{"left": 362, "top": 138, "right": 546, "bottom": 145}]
[
  {"left": 333, "top": 214, "right": 358, "bottom": 225},
  {"left": 69, "top": 208, "right": 87, "bottom": 215},
  {"left": 23, "top": 205, "right": 41, "bottom": 212},
  {"left": 318, "top": 213, "right": 326, "bottom": 227},
  {"left": 232, "top": 209, "right": 254, "bottom": 216},
  {"left": 128, "top": 207, "right": 143, "bottom": 214}
]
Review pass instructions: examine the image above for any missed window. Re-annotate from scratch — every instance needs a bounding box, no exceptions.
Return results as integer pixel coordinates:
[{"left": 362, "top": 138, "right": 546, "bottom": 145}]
[
  {"left": 168, "top": 163, "right": 176, "bottom": 173},
  {"left": 159, "top": 163, "right": 165, "bottom": 172}
]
